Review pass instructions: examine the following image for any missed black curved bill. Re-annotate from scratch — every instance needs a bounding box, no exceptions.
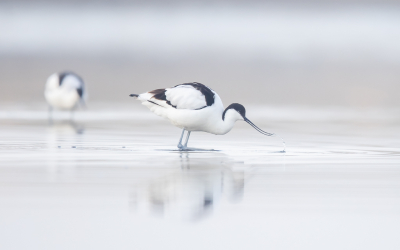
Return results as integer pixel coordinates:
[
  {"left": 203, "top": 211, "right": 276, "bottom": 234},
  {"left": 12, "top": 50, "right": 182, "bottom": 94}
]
[{"left": 244, "top": 118, "right": 275, "bottom": 136}]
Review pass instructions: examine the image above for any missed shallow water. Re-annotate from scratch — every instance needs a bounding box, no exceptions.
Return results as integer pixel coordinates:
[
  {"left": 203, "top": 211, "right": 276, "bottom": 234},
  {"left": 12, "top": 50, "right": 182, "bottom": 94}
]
[{"left": 0, "top": 107, "right": 400, "bottom": 250}]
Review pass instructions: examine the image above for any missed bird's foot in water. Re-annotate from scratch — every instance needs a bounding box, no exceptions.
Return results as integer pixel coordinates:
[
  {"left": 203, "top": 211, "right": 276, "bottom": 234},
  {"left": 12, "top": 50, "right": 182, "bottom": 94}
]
[{"left": 177, "top": 145, "right": 217, "bottom": 151}]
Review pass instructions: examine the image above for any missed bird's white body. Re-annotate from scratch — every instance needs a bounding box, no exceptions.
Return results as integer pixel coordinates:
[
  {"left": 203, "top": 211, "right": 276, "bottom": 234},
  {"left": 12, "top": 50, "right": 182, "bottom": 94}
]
[
  {"left": 131, "top": 82, "right": 279, "bottom": 151},
  {"left": 135, "top": 83, "right": 243, "bottom": 135},
  {"left": 44, "top": 72, "right": 85, "bottom": 110}
]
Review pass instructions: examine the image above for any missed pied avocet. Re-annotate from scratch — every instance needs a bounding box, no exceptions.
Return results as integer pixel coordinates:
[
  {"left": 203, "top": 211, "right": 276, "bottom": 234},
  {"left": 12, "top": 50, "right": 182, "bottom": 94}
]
[
  {"left": 130, "top": 82, "right": 281, "bottom": 151},
  {"left": 44, "top": 71, "right": 86, "bottom": 118}
]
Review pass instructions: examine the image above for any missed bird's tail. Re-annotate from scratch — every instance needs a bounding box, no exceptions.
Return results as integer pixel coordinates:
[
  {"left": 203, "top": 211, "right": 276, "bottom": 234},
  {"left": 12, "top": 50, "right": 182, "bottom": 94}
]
[{"left": 129, "top": 94, "right": 139, "bottom": 99}]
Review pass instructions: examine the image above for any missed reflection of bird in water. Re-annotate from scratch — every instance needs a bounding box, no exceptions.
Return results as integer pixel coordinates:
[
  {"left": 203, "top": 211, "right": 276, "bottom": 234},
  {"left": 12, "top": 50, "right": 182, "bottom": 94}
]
[
  {"left": 45, "top": 71, "right": 86, "bottom": 119},
  {"left": 130, "top": 82, "right": 277, "bottom": 151},
  {"left": 47, "top": 120, "right": 85, "bottom": 135},
  {"left": 134, "top": 153, "right": 245, "bottom": 221}
]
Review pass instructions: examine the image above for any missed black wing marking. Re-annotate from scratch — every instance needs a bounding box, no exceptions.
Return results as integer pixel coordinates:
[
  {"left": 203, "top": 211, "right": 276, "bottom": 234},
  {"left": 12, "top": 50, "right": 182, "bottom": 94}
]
[
  {"left": 149, "top": 88, "right": 177, "bottom": 108},
  {"left": 148, "top": 82, "right": 214, "bottom": 109},
  {"left": 176, "top": 82, "right": 215, "bottom": 106},
  {"left": 149, "top": 89, "right": 167, "bottom": 100},
  {"left": 148, "top": 100, "right": 163, "bottom": 107},
  {"left": 77, "top": 88, "right": 84, "bottom": 98},
  {"left": 58, "top": 71, "right": 85, "bottom": 99},
  {"left": 58, "top": 72, "right": 70, "bottom": 86}
]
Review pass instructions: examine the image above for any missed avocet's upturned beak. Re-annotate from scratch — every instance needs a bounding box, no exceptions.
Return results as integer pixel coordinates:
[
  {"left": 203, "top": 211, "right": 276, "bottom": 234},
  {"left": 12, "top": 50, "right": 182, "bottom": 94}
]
[
  {"left": 244, "top": 118, "right": 275, "bottom": 136},
  {"left": 129, "top": 94, "right": 139, "bottom": 97}
]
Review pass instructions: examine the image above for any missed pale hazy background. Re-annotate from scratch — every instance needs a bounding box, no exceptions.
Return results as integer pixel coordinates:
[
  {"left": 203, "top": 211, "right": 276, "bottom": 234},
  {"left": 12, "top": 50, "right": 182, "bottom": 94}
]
[
  {"left": 1, "top": 2, "right": 400, "bottom": 250},
  {"left": 1, "top": 0, "right": 400, "bottom": 108}
]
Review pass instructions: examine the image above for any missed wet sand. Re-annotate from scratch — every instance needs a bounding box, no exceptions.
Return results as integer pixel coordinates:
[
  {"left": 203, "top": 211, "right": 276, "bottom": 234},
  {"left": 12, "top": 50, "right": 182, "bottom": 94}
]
[{"left": 0, "top": 106, "right": 400, "bottom": 250}]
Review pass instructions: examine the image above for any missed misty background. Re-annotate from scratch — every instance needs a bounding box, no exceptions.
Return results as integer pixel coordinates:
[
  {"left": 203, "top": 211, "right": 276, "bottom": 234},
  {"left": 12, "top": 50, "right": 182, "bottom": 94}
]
[{"left": 1, "top": 0, "right": 399, "bottom": 109}]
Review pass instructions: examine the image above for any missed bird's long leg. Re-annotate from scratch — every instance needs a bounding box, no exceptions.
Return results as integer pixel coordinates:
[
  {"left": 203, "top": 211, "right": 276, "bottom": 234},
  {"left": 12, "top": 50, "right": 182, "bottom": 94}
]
[
  {"left": 48, "top": 106, "right": 53, "bottom": 124},
  {"left": 184, "top": 131, "right": 191, "bottom": 147},
  {"left": 177, "top": 130, "right": 217, "bottom": 152},
  {"left": 177, "top": 129, "right": 186, "bottom": 149},
  {"left": 70, "top": 109, "right": 75, "bottom": 121}
]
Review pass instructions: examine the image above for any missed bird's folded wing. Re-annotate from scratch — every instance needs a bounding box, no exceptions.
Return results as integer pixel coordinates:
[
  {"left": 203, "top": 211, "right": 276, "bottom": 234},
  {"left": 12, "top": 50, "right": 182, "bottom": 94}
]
[
  {"left": 60, "top": 74, "right": 83, "bottom": 89},
  {"left": 164, "top": 85, "right": 208, "bottom": 110}
]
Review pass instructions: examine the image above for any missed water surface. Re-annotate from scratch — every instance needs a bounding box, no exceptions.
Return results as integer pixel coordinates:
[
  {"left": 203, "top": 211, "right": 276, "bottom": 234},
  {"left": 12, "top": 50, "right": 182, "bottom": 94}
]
[{"left": 0, "top": 107, "right": 399, "bottom": 250}]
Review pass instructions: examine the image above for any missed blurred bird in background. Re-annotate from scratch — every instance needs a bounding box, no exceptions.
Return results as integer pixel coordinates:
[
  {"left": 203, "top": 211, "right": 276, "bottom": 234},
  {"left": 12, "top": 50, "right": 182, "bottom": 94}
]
[{"left": 44, "top": 71, "right": 86, "bottom": 119}]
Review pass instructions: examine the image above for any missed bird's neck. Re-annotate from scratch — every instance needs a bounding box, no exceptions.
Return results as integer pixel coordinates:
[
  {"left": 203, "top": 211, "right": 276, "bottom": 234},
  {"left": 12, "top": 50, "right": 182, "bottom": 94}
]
[{"left": 210, "top": 113, "right": 237, "bottom": 135}]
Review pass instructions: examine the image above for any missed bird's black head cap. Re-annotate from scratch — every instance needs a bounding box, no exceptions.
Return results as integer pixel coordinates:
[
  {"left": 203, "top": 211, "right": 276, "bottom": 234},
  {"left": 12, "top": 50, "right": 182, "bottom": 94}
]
[{"left": 222, "top": 103, "right": 246, "bottom": 120}]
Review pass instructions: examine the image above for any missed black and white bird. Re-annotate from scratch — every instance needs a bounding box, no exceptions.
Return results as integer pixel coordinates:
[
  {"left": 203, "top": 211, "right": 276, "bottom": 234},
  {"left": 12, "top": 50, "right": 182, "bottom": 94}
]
[
  {"left": 44, "top": 71, "right": 86, "bottom": 115},
  {"left": 130, "top": 82, "right": 279, "bottom": 151}
]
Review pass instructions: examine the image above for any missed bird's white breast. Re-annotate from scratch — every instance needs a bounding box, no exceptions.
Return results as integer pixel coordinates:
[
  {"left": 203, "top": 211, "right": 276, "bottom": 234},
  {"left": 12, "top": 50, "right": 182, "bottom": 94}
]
[
  {"left": 45, "top": 88, "right": 80, "bottom": 110},
  {"left": 44, "top": 73, "right": 81, "bottom": 110}
]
